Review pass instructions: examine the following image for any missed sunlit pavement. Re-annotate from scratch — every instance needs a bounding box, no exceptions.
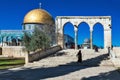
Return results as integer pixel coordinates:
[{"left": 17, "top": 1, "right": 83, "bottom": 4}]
[{"left": 0, "top": 49, "right": 120, "bottom": 80}]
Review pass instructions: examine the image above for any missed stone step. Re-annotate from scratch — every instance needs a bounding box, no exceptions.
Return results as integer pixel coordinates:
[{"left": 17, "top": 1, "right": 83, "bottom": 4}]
[{"left": 25, "top": 49, "right": 112, "bottom": 67}]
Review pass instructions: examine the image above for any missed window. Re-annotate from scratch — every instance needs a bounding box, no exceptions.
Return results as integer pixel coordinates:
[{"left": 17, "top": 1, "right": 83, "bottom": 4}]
[{"left": 28, "top": 25, "right": 31, "bottom": 30}]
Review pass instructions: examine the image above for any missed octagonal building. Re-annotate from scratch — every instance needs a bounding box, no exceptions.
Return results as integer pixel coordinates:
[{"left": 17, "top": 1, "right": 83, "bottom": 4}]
[{"left": 22, "top": 8, "right": 56, "bottom": 46}]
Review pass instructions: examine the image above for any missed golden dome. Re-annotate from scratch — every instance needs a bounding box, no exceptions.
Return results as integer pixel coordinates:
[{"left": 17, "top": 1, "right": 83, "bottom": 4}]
[{"left": 23, "top": 9, "right": 54, "bottom": 25}]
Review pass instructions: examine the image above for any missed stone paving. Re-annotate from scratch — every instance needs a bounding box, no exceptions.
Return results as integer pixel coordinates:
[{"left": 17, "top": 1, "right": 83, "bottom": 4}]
[{"left": 0, "top": 49, "right": 120, "bottom": 80}]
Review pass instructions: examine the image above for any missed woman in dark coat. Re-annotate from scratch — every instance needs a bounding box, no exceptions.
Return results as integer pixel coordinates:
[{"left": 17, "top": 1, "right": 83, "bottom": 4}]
[{"left": 77, "top": 50, "right": 82, "bottom": 63}]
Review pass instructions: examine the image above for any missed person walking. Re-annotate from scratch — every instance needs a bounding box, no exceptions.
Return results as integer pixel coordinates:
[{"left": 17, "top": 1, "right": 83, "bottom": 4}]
[
  {"left": 108, "top": 47, "right": 111, "bottom": 57},
  {"left": 76, "top": 50, "right": 82, "bottom": 63},
  {"left": 95, "top": 47, "right": 98, "bottom": 52}
]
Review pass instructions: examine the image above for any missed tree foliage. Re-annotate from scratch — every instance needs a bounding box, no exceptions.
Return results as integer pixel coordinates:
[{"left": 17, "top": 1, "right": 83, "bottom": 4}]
[
  {"left": 23, "top": 27, "right": 51, "bottom": 53},
  {"left": 22, "top": 32, "right": 31, "bottom": 53}
]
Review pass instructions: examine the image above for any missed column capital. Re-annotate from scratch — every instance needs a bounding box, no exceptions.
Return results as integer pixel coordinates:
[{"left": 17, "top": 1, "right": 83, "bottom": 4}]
[
  {"left": 74, "top": 27, "right": 78, "bottom": 32},
  {"left": 104, "top": 29, "right": 111, "bottom": 31},
  {"left": 90, "top": 29, "right": 93, "bottom": 32},
  {"left": 90, "top": 27, "right": 93, "bottom": 32}
]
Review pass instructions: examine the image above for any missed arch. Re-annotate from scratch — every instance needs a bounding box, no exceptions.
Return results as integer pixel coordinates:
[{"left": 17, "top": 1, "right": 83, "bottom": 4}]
[
  {"left": 11, "top": 38, "right": 17, "bottom": 46},
  {"left": 93, "top": 22, "right": 104, "bottom": 30},
  {"left": 56, "top": 16, "right": 111, "bottom": 49},
  {"left": 93, "top": 23, "right": 104, "bottom": 49},
  {"left": 77, "top": 22, "right": 90, "bottom": 49},
  {"left": 0, "top": 36, "right": 2, "bottom": 43},
  {"left": 9, "top": 34, "right": 17, "bottom": 46},
  {"left": 7, "top": 36, "right": 12, "bottom": 42},
  {"left": 63, "top": 22, "right": 74, "bottom": 30},
  {"left": 2, "top": 35, "right": 10, "bottom": 46},
  {"left": 16, "top": 35, "right": 23, "bottom": 46},
  {"left": 3, "top": 35, "right": 9, "bottom": 42},
  {"left": 62, "top": 21, "right": 74, "bottom": 27},
  {"left": 78, "top": 21, "right": 90, "bottom": 29},
  {"left": 63, "top": 22, "right": 75, "bottom": 49}
]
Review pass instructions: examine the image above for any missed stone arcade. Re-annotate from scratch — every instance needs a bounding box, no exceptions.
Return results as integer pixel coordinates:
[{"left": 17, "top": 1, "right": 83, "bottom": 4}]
[{"left": 55, "top": 16, "right": 112, "bottom": 49}]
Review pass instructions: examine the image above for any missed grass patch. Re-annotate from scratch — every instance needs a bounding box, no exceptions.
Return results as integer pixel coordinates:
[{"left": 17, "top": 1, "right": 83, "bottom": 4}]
[{"left": 0, "top": 57, "right": 25, "bottom": 70}]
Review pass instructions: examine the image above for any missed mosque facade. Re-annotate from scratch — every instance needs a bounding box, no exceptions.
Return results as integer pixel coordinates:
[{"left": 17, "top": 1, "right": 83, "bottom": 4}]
[{"left": 0, "top": 8, "right": 56, "bottom": 47}]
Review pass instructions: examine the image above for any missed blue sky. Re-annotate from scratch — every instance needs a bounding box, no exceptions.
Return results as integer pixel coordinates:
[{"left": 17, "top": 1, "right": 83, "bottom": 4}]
[{"left": 0, "top": 0, "right": 120, "bottom": 46}]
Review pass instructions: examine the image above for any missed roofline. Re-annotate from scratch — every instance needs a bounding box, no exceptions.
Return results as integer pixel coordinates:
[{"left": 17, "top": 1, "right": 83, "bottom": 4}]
[{"left": 56, "top": 16, "right": 111, "bottom": 19}]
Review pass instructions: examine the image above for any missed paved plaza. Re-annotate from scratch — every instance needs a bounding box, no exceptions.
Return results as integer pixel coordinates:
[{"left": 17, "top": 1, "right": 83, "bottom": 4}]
[{"left": 0, "top": 49, "right": 120, "bottom": 80}]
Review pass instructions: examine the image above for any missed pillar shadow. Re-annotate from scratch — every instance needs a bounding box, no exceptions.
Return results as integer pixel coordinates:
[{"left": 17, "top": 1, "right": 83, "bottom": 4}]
[
  {"left": 0, "top": 53, "right": 119, "bottom": 80},
  {"left": 81, "top": 70, "right": 120, "bottom": 80}
]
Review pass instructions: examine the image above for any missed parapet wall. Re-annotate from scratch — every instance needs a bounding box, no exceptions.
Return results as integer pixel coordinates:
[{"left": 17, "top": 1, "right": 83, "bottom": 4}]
[
  {"left": 2, "top": 46, "right": 27, "bottom": 57},
  {"left": 26, "top": 45, "right": 62, "bottom": 63}
]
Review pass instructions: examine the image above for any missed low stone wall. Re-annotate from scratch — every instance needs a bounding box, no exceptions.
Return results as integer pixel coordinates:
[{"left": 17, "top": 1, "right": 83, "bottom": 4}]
[
  {"left": 26, "top": 45, "right": 62, "bottom": 63},
  {"left": 2, "top": 46, "right": 27, "bottom": 57},
  {"left": 0, "top": 47, "right": 2, "bottom": 55},
  {"left": 113, "top": 47, "right": 120, "bottom": 58}
]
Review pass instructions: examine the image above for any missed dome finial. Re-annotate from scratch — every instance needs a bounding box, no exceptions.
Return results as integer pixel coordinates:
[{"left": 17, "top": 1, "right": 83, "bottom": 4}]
[{"left": 39, "top": 3, "right": 42, "bottom": 9}]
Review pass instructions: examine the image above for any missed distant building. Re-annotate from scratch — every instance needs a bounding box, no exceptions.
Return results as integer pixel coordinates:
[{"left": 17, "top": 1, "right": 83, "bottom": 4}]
[
  {"left": 64, "top": 34, "right": 74, "bottom": 48},
  {"left": 0, "top": 30, "right": 23, "bottom": 46},
  {"left": 81, "top": 38, "right": 90, "bottom": 49}
]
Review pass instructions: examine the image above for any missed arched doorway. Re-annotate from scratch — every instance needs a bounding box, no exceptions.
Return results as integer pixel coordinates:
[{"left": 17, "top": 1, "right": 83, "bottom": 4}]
[
  {"left": 63, "top": 22, "right": 75, "bottom": 49},
  {"left": 78, "top": 22, "right": 90, "bottom": 49},
  {"left": 93, "top": 23, "right": 104, "bottom": 49}
]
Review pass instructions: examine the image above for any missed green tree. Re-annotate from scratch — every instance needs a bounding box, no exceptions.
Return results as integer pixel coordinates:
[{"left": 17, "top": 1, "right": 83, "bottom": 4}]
[
  {"left": 22, "top": 32, "right": 31, "bottom": 53},
  {"left": 23, "top": 27, "right": 51, "bottom": 53}
]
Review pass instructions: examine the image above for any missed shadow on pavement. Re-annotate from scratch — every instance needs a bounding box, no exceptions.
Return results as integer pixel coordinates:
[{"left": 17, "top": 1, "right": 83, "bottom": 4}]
[
  {"left": 0, "top": 53, "right": 119, "bottom": 80},
  {"left": 81, "top": 70, "right": 120, "bottom": 80}
]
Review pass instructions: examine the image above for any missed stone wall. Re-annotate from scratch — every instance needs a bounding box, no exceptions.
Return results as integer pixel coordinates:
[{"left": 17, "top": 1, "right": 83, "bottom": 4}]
[
  {"left": 2, "top": 46, "right": 27, "bottom": 57},
  {"left": 0, "top": 47, "right": 2, "bottom": 55},
  {"left": 26, "top": 45, "right": 62, "bottom": 63},
  {"left": 113, "top": 47, "right": 120, "bottom": 58}
]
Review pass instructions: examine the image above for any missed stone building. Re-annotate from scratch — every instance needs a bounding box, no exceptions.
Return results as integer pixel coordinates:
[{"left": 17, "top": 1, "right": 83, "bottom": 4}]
[
  {"left": 0, "top": 8, "right": 56, "bottom": 57},
  {"left": 22, "top": 9, "right": 56, "bottom": 45},
  {"left": 56, "top": 16, "right": 112, "bottom": 49},
  {"left": 0, "top": 8, "right": 56, "bottom": 47}
]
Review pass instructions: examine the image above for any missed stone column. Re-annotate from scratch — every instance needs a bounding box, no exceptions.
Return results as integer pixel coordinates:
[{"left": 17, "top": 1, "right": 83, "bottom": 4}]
[
  {"left": 57, "top": 33, "right": 64, "bottom": 48},
  {"left": 74, "top": 27, "right": 78, "bottom": 49},
  {"left": 90, "top": 30, "right": 93, "bottom": 49},
  {"left": 104, "top": 29, "right": 111, "bottom": 49},
  {"left": 56, "top": 19, "right": 64, "bottom": 48},
  {"left": 25, "top": 52, "right": 29, "bottom": 64}
]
